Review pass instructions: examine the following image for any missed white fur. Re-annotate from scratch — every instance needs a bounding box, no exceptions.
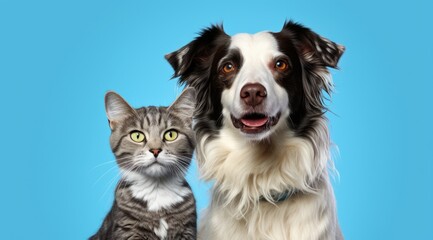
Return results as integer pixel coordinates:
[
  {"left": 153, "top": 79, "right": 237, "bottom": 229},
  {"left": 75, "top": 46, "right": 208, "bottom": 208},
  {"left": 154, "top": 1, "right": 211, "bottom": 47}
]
[
  {"left": 129, "top": 137, "right": 189, "bottom": 178},
  {"left": 176, "top": 47, "right": 190, "bottom": 75},
  {"left": 196, "top": 32, "right": 341, "bottom": 240},
  {"left": 154, "top": 218, "right": 169, "bottom": 240},
  {"left": 197, "top": 120, "right": 339, "bottom": 240},
  {"left": 221, "top": 32, "right": 290, "bottom": 140},
  {"left": 122, "top": 170, "right": 192, "bottom": 211}
]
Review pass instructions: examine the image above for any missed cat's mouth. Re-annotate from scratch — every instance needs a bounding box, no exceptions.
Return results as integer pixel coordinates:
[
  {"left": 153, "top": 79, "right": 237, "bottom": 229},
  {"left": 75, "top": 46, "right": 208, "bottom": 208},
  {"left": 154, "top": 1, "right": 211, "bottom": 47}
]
[
  {"left": 131, "top": 159, "right": 165, "bottom": 171},
  {"left": 133, "top": 160, "right": 168, "bottom": 178},
  {"left": 146, "top": 160, "right": 163, "bottom": 168}
]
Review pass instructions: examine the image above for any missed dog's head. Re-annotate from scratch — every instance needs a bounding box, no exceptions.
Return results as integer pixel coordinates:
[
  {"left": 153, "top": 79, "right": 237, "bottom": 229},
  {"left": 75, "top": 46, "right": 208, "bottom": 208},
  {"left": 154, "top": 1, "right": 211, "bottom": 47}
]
[{"left": 166, "top": 21, "right": 344, "bottom": 141}]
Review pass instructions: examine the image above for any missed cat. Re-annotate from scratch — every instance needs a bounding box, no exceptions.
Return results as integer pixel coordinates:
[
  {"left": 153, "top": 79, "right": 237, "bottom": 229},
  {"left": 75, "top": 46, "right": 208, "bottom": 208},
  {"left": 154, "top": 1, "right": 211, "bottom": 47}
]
[{"left": 90, "top": 88, "right": 197, "bottom": 240}]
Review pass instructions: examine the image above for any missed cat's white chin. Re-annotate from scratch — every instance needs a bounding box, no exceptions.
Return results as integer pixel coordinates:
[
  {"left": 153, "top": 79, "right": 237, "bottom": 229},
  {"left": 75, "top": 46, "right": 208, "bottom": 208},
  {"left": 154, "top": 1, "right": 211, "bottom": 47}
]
[
  {"left": 120, "top": 169, "right": 192, "bottom": 211},
  {"left": 129, "top": 155, "right": 171, "bottom": 178},
  {"left": 142, "top": 163, "right": 170, "bottom": 178}
]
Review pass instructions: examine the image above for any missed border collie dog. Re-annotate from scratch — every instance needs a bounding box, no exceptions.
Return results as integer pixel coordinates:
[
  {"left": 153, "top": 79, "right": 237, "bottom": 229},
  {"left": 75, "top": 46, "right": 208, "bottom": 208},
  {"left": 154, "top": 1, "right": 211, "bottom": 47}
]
[{"left": 166, "top": 21, "right": 345, "bottom": 240}]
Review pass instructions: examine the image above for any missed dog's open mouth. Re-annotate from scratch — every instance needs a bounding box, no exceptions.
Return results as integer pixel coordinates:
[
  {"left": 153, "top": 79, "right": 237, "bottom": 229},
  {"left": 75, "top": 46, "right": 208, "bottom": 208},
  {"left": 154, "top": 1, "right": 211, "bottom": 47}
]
[{"left": 231, "top": 112, "right": 281, "bottom": 134}]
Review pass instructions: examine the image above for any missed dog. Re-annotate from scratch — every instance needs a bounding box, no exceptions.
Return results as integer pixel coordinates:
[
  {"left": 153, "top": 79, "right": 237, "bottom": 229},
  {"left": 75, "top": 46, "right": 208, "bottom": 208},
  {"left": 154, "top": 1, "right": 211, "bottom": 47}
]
[{"left": 165, "top": 21, "right": 345, "bottom": 240}]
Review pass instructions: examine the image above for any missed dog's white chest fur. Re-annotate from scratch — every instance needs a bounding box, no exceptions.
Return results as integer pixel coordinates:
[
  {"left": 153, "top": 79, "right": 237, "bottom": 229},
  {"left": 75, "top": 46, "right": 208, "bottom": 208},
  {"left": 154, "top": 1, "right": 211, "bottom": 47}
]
[
  {"left": 202, "top": 187, "right": 336, "bottom": 240},
  {"left": 197, "top": 127, "right": 339, "bottom": 240},
  {"left": 165, "top": 22, "right": 344, "bottom": 240}
]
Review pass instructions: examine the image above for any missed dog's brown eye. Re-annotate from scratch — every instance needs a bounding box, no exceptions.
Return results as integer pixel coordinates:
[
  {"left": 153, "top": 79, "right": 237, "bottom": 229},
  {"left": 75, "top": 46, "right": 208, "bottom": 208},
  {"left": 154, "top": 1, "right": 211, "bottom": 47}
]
[
  {"left": 222, "top": 63, "right": 236, "bottom": 73},
  {"left": 275, "top": 60, "right": 289, "bottom": 71}
]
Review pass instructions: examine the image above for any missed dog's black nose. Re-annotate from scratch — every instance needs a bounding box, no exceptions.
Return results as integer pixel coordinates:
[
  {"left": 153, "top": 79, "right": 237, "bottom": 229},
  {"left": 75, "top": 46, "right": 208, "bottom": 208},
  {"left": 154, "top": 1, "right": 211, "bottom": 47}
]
[{"left": 240, "top": 83, "right": 267, "bottom": 107}]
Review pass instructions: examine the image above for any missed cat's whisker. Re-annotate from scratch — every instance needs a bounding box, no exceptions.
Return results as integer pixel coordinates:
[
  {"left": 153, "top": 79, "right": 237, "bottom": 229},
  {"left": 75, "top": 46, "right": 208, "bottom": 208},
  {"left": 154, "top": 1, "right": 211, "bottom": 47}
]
[
  {"left": 166, "top": 163, "right": 188, "bottom": 178},
  {"left": 93, "top": 164, "right": 120, "bottom": 187},
  {"left": 92, "top": 156, "right": 136, "bottom": 176},
  {"left": 176, "top": 159, "right": 191, "bottom": 167},
  {"left": 101, "top": 162, "right": 135, "bottom": 195},
  {"left": 113, "top": 155, "right": 136, "bottom": 161},
  {"left": 92, "top": 159, "right": 117, "bottom": 169},
  {"left": 93, "top": 160, "right": 134, "bottom": 187},
  {"left": 174, "top": 155, "right": 194, "bottom": 163},
  {"left": 169, "top": 157, "right": 191, "bottom": 168},
  {"left": 99, "top": 171, "right": 121, "bottom": 201},
  {"left": 174, "top": 155, "right": 193, "bottom": 161},
  {"left": 118, "top": 164, "right": 140, "bottom": 191}
]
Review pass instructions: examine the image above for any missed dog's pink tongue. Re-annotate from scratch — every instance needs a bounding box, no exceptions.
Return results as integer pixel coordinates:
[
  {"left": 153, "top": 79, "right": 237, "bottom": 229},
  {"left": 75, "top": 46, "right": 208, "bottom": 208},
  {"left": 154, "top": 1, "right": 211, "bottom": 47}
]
[{"left": 241, "top": 117, "right": 268, "bottom": 127}]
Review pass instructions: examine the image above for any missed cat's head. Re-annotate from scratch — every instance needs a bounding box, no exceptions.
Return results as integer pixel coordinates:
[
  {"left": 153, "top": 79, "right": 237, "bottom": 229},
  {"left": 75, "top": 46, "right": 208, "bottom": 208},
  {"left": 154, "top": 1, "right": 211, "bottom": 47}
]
[{"left": 105, "top": 88, "right": 196, "bottom": 179}]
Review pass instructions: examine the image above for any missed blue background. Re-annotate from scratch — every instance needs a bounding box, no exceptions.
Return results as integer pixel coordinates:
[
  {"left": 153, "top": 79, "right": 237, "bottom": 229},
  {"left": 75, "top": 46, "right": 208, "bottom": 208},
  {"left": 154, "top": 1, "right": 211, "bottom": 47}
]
[{"left": 1, "top": 0, "right": 432, "bottom": 239}]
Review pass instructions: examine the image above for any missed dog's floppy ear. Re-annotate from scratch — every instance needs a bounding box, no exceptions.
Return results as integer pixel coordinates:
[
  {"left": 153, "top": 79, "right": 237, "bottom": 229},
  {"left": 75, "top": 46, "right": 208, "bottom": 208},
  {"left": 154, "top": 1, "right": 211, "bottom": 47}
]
[
  {"left": 282, "top": 21, "right": 345, "bottom": 68},
  {"left": 165, "top": 45, "right": 191, "bottom": 78},
  {"left": 165, "top": 24, "right": 229, "bottom": 84}
]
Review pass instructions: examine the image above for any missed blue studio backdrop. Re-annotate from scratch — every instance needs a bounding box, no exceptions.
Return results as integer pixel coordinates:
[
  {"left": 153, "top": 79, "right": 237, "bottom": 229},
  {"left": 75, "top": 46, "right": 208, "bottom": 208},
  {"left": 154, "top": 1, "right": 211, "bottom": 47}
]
[{"left": 1, "top": 0, "right": 432, "bottom": 239}]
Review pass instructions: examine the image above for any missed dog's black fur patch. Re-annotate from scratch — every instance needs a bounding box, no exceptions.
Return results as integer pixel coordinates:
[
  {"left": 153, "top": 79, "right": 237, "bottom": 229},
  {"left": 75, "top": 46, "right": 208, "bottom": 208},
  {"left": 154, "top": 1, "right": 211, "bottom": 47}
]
[{"left": 165, "top": 21, "right": 344, "bottom": 139}]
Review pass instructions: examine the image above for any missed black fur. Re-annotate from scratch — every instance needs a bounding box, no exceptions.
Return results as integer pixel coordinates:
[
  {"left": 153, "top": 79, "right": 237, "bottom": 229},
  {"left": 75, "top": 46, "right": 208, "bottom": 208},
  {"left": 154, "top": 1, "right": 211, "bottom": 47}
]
[
  {"left": 165, "top": 21, "right": 344, "bottom": 139},
  {"left": 165, "top": 21, "right": 345, "bottom": 239},
  {"left": 165, "top": 25, "right": 230, "bottom": 137}
]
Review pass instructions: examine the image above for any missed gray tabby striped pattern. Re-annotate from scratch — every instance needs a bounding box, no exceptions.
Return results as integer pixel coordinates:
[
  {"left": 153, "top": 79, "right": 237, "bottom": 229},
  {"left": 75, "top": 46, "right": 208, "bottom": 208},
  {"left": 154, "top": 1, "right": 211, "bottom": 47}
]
[{"left": 90, "top": 88, "right": 197, "bottom": 240}]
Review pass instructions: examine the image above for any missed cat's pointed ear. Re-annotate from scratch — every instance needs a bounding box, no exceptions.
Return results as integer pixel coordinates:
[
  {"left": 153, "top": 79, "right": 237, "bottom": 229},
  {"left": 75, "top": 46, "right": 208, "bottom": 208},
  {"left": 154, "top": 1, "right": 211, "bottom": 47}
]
[
  {"left": 168, "top": 87, "right": 196, "bottom": 118},
  {"left": 281, "top": 21, "right": 345, "bottom": 68},
  {"left": 105, "top": 91, "right": 136, "bottom": 130}
]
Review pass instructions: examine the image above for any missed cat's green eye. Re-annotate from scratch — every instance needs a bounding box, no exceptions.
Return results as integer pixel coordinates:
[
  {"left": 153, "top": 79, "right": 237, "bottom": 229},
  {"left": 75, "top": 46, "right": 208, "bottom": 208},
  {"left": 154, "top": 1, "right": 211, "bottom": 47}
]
[
  {"left": 164, "top": 130, "right": 178, "bottom": 142},
  {"left": 130, "top": 131, "right": 145, "bottom": 143}
]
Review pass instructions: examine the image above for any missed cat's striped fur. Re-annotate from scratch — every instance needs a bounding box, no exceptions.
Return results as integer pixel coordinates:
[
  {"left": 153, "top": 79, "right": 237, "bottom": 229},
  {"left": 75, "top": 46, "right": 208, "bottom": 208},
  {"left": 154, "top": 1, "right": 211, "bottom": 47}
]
[{"left": 90, "top": 88, "right": 197, "bottom": 240}]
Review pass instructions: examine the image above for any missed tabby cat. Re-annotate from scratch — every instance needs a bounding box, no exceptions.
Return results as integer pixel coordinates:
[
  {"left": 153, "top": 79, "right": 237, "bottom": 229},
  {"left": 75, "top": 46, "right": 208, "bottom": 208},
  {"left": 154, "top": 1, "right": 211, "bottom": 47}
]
[{"left": 90, "top": 88, "right": 197, "bottom": 240}]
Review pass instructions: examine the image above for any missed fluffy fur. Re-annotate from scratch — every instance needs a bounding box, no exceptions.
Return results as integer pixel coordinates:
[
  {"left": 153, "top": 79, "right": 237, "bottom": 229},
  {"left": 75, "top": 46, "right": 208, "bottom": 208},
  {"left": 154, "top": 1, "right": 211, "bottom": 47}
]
[
  {"left": 90, "top": 88, "right": 197, "bottom": 240},
  {"left": 166, "top": 21, "right": 344, "bottom": 240}
]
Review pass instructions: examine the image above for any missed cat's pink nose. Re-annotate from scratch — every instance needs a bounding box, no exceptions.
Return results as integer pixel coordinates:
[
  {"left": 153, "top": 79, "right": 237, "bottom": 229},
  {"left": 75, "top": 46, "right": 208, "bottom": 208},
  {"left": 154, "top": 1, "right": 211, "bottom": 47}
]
[{"left": 150, "top": 148, "right": 162, "bottom": 158}]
